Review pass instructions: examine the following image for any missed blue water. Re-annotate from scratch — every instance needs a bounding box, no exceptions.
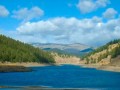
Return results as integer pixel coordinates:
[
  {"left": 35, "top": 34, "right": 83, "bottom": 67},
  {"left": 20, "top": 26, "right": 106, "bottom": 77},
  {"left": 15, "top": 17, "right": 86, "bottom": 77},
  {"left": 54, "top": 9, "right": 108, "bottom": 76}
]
[{"left": 0, "top": 65, "right": 120, "bottom": 89}]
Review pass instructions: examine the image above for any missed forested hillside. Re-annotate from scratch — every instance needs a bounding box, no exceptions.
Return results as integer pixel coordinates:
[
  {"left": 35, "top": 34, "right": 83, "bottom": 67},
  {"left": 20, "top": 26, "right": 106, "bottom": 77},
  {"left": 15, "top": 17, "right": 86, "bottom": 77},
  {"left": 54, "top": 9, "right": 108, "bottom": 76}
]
[
  {"left": 83, "top": 39, "right": 120, "bottom": 64},
  {"left": 0, "top": 35, "right": 55, "bottom": 63}
]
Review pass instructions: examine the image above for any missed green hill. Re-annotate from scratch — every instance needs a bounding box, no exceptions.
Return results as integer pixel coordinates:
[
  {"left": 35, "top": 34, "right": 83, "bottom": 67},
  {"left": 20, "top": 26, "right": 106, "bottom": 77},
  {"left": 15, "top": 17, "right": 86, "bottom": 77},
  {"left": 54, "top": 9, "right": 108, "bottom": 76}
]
[
  {"left": 0, "top": 35, "right": 55, "bottom": 63},
  {"left": 83, "top": 39, "right": 120, "bottom": 65}
]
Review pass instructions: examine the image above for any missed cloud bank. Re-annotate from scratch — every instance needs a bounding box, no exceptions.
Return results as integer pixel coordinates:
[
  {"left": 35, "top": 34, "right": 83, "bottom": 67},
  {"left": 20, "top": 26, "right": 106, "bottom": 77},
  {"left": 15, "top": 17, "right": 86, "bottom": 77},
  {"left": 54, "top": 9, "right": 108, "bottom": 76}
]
[{"left": 16, "top": 16, "right": 120, "bottom": 46}]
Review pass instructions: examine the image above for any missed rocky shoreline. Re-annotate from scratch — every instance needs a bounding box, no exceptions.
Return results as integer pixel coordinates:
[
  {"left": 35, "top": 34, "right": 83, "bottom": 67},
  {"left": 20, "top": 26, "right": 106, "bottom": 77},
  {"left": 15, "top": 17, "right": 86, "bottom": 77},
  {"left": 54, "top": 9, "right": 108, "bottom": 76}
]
[
  {"left": 0, "top": 65, "right": 32, "bottom": 72},
  {"left": 0, "top": 62, "right": 55, "bottom": 72},
  {"left": 0, "top": 86, "right": 50, "bottom": 90},
  {"left": 0, "top": 86, "right": 93, "bottom": 90},
  {"left": 0, "top": 62, "right": 120, "bottom": 73},
  {"left": 80, "top": 64, "right": 120, "bottom": 72}
]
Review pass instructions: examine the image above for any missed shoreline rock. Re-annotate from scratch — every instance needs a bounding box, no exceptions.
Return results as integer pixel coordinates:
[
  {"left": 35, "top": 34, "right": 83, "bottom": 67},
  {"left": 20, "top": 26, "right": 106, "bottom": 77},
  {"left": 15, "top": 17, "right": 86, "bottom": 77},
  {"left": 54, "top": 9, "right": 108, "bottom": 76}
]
[
  {"left": 0, "top": 62, "right": 120, "bottom": 73},
  {"left": 80, "top": 64, "right": 120, "bottom": 72},
  {"left": 0, "top": 65, "right": 32, "bottom": 72}
]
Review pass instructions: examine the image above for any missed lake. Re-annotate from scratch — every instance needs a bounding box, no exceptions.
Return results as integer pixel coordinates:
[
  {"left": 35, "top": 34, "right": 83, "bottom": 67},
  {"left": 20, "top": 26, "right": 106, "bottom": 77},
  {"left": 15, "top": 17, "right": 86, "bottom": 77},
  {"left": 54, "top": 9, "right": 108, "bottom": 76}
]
[{"left": 0, "top": 65, "right": 120, "bottom": 89}]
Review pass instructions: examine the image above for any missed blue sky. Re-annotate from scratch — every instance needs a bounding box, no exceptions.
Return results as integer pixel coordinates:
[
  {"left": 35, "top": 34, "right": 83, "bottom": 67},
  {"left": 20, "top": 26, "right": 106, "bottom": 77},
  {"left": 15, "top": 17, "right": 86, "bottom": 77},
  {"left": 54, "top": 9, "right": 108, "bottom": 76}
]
[{"left": 0, "top": 0, "right": 120, "bottom": 46}]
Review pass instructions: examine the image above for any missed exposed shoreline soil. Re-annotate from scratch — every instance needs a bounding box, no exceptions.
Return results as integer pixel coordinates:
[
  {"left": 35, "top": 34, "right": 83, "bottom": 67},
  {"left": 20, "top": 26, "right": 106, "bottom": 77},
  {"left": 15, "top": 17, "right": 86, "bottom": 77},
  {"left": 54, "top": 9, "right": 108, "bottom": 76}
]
[
  {"left": 0, "top": 65, "right": 31, "bottom": 72},
  {"left": 0, "top": 60, "right": 120, "bottom": 73},
  {"left": 79, "top": 64, "right": 120, "bottom": 72}
]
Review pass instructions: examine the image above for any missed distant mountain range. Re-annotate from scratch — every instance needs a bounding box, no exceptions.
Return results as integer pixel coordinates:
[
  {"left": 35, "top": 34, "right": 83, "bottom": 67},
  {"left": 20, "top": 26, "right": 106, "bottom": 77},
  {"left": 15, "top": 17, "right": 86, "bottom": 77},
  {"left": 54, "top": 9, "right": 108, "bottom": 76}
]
[{"left": 30, "top": 43, "right": 94, "bottom": 56}]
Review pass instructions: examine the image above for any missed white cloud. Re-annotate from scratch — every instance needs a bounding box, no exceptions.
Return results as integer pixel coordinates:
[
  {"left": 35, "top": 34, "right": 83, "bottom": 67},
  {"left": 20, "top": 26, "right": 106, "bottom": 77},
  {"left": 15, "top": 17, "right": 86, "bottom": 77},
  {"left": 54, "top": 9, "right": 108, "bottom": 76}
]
[
  {"left": 16, "top": 17, "right": 120, "bottom": 46},
  {"left": 77, "top": 0, "right": 110, "bottom": 14},
  {"left": 96, "top": 0, "right": 110, "bottom": 7},
  {"left": 103, "top": 8, "right": 118, "bottom": 19},
  {"left": 12, "top": 6, "right": 44, "bottom": 22},
  {"left": 0, "top": 5, "right": 9, "bottom": 17}
]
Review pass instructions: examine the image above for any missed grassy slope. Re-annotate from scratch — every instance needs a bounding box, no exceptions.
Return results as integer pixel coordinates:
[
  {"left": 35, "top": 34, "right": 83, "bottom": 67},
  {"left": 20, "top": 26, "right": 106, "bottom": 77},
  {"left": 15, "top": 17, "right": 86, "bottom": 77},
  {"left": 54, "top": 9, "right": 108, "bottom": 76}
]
[{"left": 83, "top": 39, "right": 120, "bottom": 65}]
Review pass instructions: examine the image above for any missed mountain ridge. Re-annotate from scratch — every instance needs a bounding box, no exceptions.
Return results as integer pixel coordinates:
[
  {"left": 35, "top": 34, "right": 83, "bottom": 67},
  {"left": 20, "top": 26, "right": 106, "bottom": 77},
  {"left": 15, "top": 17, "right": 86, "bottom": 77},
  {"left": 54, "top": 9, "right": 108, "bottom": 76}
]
[{"left": 30, "top": 43, "right": 94, "bottom": 56}]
